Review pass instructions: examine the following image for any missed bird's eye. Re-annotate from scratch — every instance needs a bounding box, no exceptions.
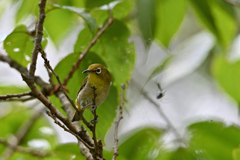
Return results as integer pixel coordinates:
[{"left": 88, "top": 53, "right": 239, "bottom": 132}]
[{"left": 96, "top": 68, "right": 102, "bottom": 74}]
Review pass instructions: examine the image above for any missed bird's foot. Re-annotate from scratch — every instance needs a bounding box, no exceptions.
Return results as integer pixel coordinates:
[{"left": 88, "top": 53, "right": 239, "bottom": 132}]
[
  {"left": 91, "top": 104, "right": 97, "bottom": 112},
  {"left": 90, "top": 118, "right": 98, "bottom": 124}
]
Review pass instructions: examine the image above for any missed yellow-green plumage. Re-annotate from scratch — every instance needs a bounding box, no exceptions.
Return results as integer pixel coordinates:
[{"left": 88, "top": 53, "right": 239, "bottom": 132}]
[{"left": 72, "top": 64, "right": 112, "bottom": 121}]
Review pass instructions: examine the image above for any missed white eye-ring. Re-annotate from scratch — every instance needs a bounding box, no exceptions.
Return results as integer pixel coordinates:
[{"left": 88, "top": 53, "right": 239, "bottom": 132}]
[{"left": 96, "top": 67, "right": 102, "bottom": 74}]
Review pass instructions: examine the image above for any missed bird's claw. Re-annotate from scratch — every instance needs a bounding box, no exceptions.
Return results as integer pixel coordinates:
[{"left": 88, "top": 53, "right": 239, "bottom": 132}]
[
  {"left": 91, "top": 104, "right": 97, "bottom": 111},
  {"left": 90, "top": 118, "right": 98, "bottom": 124}
]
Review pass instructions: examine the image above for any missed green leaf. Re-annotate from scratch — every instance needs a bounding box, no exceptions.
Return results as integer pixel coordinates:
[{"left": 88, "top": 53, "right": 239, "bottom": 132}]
[
  {"left": 52, "top": 4, "right": 98, "bottom": 36},
  {"left": 118, "top": 128, "right": 163, "bottom": 160},
  {"left": 15, "top": 0, "right": 39, "bottom": 23},
  {"left": 137, "top": 0, "right": 155, "bottom": 46},
  {"left": 155, "top": 0, "right": 187, "bottom": 47},
  {"left": 188, "top": 121, "right": 240, "bottom": 160},
  {"left": 157, "top": 148, "right": 197, "bottom": 160},
  {"left": 4, "top": 25, "right": 34, "bottom": 67},
  {"left": 91, "top": 20, "right": 135, "bottom": 92},
  {"left": 112, "top": 0, "right": 133, "bottom": 20},
  {"left": 189, "top": 0, "right": 236, "bottom": 49},
  {"left": 211, "top": 55, "right": 240, "bottom": 103},
  {"left": 103, "top": 150, "right": 128, "bottom": 160},
  {"left": 74, "top": 28, "right": 92, "bottom": 52},
  {"left": 91, "top": 9, "right": 109, "bottom": 26},
  {"left": 44, "top": 8, "right": 77, "bottom": 45},
  {"left": 45, "top": 143, "right": 85, "bottom": 159},
  {"left": 0, "top": 86, "right": 29, "bottom": 95},
  {"left": 233, "top": 148, "right": 240, "bottom": 160},
  {"left": 85, "top": 0, "right": 114, "bottom": 9}
]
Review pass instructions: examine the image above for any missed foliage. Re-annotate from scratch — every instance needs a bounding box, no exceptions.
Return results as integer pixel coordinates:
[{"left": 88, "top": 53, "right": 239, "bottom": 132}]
[{"left": 0, "top": 0, "right": 240, "bottom": 159}]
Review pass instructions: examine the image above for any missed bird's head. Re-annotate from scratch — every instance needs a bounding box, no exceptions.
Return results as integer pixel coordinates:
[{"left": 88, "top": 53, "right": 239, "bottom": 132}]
[{"left": 83, "top": 64, "right": 112, "bottom": 84}]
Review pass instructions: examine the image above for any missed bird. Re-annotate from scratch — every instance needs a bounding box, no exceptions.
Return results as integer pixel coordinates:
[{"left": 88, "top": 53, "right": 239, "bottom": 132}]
[{"left": 71, "top": 64, "right": 112, "bottom": 122}]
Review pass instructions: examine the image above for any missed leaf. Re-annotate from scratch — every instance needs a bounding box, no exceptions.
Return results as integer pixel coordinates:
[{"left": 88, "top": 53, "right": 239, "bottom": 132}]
[
  {"left": 118, "top": 128, "right": 163, "bottom": 160},
  {"left": 91, "top": 9, "right": 109, "bottom": 26},
  {"left": 188, "top": 121, "right": 240, "bottom": 160},
  {"left": 112, "top": 0, "right": 133, "bottom": 20},
  {"left": 0, "top": 86, "right": 29, "bottom": 95},
  {"left": 211, "top": 55, "right": 240, "bottom": 103},
  {"left": 45, "top": 143, "right": 85, "bottom": 159},
  {"left": 137, "top": 0, "right": 155, "bottom": 46},
  {"left": 15, "top": 0, "right": 39, "bottom": 23},
  {"left": 157, "top": 147, "right": 207, "bottom": 160},
  {"left": 44, "top": 8, "right": 77, "bottom": 45},
  {"left": 52, "top": 4, "right": 98, "bottom": 36},
  {"left": 74, "top": 28, "right": 92, "bottom": 53},
  {"left": 189, "top": 0, "right": 236, "bottom": 49},
  {"left": 233, "top": 148, "right": 240, "bottom": 160},
  {"left": 4, "top": 25, "right": 34, "bottom": 67},
  {"left": 91, "top": 20, "right": 135, "bottom": 92},
  {"left": 155, "top": 0, "right": 187, "bottom": 47},
  {"left": 85, "top": 0, "right": 114, "bottom": 9}
]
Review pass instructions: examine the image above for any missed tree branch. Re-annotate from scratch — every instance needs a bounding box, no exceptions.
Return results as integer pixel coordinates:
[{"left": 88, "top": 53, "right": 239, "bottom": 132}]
[
  {"left": 40, "top": 52, "right": 78, "bottom": 112},
  {"left": 63, "top": 11, "right": 114, "bottom": 86},
  {"left": 0, "top": 92, "right": 33, "bottom": 101},
  {"left": 29, "top": 0, "right": 47, "bottom": 76},
  {"left": 0, "top": 54, "right": 51, "bottom": 93},
  {"left": 0, "top": 138, "right": 51, "bottom": 158},
  {"left": 46, "top": 111, "right": 94, "bottom": 150},
  {"left": 112, "top": 84, "right": 125, "bottom": 160}
]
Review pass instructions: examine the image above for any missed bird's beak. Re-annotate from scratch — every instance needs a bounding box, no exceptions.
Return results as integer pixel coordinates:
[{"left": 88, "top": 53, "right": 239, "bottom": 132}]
[{"left": 82, "top": 69, "right": 95, "bottom": 74}]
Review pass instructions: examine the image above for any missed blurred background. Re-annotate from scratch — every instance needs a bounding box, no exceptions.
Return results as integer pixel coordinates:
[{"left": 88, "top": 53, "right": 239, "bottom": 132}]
[{"left": 0, "top": 0, "right": 240, "bottom": 159}]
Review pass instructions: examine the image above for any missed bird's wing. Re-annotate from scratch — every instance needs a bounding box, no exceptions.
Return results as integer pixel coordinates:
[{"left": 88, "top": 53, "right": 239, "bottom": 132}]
[{"left": 77, "top": 76, "right": 88, "bottom": 95}]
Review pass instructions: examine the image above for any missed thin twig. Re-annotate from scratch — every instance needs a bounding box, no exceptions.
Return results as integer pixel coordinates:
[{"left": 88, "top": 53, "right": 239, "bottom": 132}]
[
  {"left": 0, "top": 138, "right": 51, "bottom": 157},
  {"left": 2, "top": 97, "right": 36, "bottom": 102},
  {"left": 0, "top": 92, "right": 33, "bottom": 100},
  {"left": 63, "top": 11, "right": 114, "bottom": 86},
  {"left": 40, "top": 53, "right": 78, "bottom": 112},
  {"left": 1, "top": 107, "right": 45, "bottom": 159},
  {"left": 132, "top": 80, "right": 185, "bottom": 145},
  {"left": 41, "top": 50, "right": 55, "bottom": 86},
  {"left": 29, "top": 0, "right": 47, "bottom": 77},
  {"left": 56, "top": 91, "right": 94, "bottom": 160},
  {"left": 90, "top": 86, "right": 99, "bottom": 159},
  {"left": 112, "top": 84, "right": 125, "bottom": 160},
  {"left": 46, "top": 111, "right": 94, "bottom": 150}
]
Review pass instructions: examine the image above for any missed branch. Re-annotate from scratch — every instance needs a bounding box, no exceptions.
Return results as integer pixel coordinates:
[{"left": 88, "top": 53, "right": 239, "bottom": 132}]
[
  {"left": 112, "top": 84, "right": 125, "bottom": 160},
  {"left": 90, "top": 86, "right": 99, "bottom": 159},
  {"left": 63, "top": 11, "right": 114, "bottom": 86},
  {"left": 0, "top": 138, "right": 51, "bottom": 158},
  {"left": 0, "top": 54, "right": 51, "bottom": 93},
  {"left": 46, "top": 111, "right": 94, "bottom": 150},
  {"left": 29, "top": 0, "right": 47, "bottom": 76},
  {"left": 56, "top": 91, "right": 94, "bottom": 160},
  {"left": 1, "top": 107, "right": 45, "bottom": 159},
  {"left": 40, "top": 52, "right": 78, "bottom": 112},
  {"left": 0, "top": 92, "right": 33, "bottom": 101}
]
